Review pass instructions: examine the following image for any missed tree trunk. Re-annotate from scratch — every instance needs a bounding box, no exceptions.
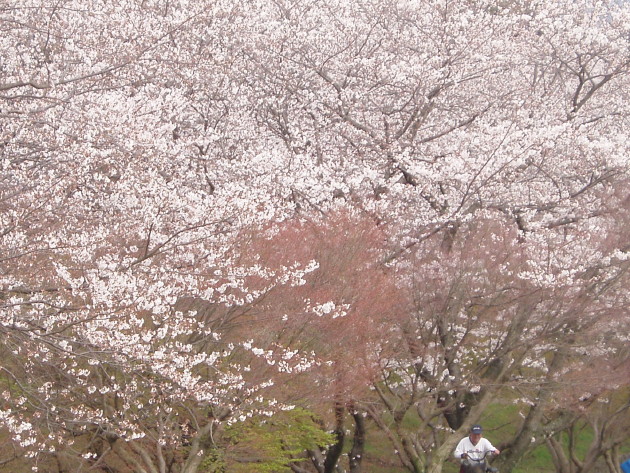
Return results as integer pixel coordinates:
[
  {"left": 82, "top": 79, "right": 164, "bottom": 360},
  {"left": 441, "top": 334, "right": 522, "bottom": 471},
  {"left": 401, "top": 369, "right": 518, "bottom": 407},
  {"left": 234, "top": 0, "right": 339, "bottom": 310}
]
[
  {"left": 546, "top": 436, "right": 573, "bottom": 473},
  {"left": 365, "top": 403, "right": 421, "bottom": 473},
  {"left": 604, "top": 449, "right": 621, "bottom": 473},
  {"left": 323, "top": 401, "right": 346, "bottom": 473},
  {"left": 181, "top": 421, "right": 216, "bottom": 473},
  {"left": 348, "top": 409, "right": 366, "bottom": 473},
  {"left": 498, "top": 347, "right": 570, "bottom": 472}
]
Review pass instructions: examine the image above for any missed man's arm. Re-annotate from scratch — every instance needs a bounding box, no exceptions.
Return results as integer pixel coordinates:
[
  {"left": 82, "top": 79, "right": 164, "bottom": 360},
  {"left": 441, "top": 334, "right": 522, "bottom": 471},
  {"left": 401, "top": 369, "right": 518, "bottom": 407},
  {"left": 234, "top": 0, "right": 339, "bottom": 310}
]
[
  {"left": 483, "top": 438, "right": 500, "bottom": 456},
  {"left": 454, "top": 438, "right": 468, "bottom": 459}
]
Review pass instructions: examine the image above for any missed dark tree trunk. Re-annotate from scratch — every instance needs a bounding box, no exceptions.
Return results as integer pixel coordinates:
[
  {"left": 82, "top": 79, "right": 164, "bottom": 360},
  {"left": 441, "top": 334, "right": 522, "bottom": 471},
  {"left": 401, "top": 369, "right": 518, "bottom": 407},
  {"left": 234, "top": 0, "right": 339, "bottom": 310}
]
[
  {"left": 323, "top": 401, "right": 346, "bottom": 473},
  {"left": 348, "top": 408, "right": 366, "bottom": 473}
]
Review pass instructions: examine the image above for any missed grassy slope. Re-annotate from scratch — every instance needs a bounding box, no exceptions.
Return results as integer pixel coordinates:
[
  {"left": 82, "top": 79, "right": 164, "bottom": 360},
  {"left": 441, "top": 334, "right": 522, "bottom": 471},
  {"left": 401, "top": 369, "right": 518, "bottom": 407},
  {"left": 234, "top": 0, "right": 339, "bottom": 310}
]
[
  {"left": 2, "top": 402, "right": 629, "bottom": 472},
  {"left": 359, "top": 401, "right": 630, "bottom": 473}
]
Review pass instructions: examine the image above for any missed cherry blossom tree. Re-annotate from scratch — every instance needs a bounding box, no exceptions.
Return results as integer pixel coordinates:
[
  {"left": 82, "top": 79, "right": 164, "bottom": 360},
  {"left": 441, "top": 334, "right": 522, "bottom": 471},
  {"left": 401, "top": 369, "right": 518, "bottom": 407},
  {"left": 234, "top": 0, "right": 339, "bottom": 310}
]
[
  {"left": 1, "top": 0, "right": 629, "bottom": 472},
  {"left": 1, "top": 1, "right": 320, "bottom": 471},
  {"left": 236, "top": 1, "right": 630, "bottom": 471},
  {"left": 543, "top": 370, "right": 630, "bottom": 473},
  {"left": 361, "top": 202, "right": 629, "bottom": 473},
  {"left": 240, "top": 1, "right": 630, "bottom": 470},
  {"left": 232, "top": 211, "right": 406, "bottom": 473}
]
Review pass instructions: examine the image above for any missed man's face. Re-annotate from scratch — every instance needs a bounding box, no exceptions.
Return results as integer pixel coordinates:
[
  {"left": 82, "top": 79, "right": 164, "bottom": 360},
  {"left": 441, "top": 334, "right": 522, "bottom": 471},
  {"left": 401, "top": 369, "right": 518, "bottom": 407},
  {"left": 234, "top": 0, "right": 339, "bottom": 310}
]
[{"left": 469, "top": 433, "right": 482, "bottom": 445}]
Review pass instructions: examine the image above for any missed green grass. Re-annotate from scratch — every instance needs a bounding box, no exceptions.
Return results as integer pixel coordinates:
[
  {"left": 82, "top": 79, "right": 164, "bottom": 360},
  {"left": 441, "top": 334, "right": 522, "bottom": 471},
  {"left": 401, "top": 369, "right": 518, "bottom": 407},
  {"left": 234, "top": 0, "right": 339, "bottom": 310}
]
[
  {"left": 3, "top": 400, "right": 628, "bottom": 473},
  {"left": 357, "top": 401, "right": 593, "bottom": 473},
  {"left": 514, "top": 444, "right": 556, "bottom": 473}
]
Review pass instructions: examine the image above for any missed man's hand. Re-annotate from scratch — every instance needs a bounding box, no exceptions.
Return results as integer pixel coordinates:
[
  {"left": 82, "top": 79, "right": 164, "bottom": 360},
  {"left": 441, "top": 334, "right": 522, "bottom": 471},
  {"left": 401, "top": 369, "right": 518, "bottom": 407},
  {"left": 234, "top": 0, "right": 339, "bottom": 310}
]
[
  {"left": 461, "top": 453, "right": 468, "bottom": 459},
  {"left": 494, "top": 449, "right": 500, "bottom": 455}
]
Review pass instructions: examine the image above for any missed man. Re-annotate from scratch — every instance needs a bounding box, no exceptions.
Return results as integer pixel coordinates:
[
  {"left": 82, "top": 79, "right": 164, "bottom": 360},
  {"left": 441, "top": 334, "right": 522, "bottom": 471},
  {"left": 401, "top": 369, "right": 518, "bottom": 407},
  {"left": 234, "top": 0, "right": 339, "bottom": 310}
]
[{"left": 454, "top": 425, "right": 500, "bottom": 473}]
